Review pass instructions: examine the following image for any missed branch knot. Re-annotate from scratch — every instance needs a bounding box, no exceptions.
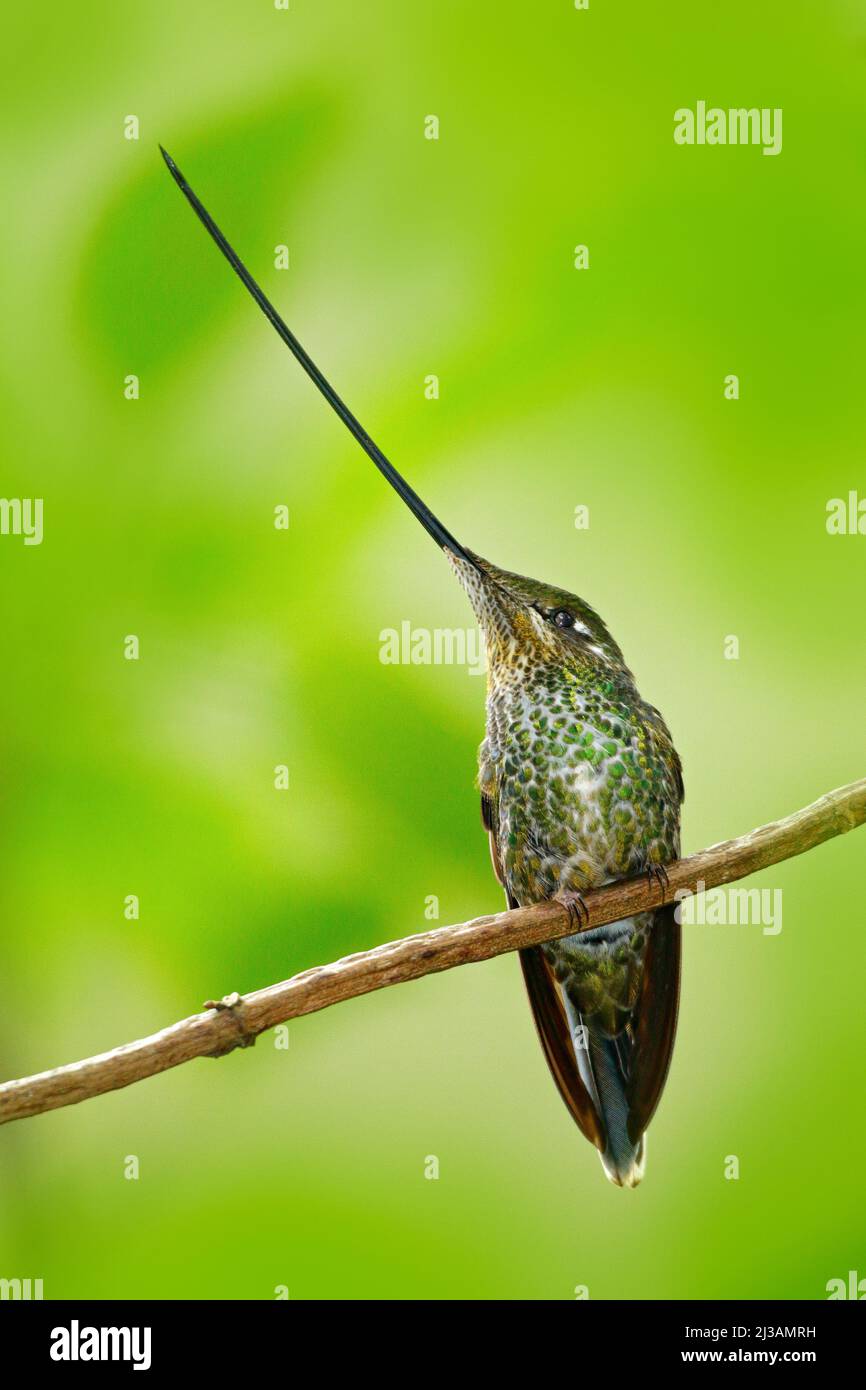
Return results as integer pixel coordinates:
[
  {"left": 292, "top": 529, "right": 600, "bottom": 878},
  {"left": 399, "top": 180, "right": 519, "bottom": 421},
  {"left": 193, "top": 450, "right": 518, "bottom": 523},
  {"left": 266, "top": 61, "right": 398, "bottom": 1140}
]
[{"left": 203, "top": 992, "right": 258, "bottom": 1055}]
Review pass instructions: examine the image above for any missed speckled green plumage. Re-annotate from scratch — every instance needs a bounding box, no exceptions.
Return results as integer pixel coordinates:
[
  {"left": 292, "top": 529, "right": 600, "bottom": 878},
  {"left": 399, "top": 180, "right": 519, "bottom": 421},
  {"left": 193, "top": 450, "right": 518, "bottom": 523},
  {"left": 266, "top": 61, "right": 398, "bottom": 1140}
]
[
  {"left": 452, "top": 549, "right": 683, "bottom": 1185},
  {"left": 482, "top": 618, "right": 681, "bottom": 1036},
  {"left": 486, "top": 661, "right": 681, "bottom": 896}
]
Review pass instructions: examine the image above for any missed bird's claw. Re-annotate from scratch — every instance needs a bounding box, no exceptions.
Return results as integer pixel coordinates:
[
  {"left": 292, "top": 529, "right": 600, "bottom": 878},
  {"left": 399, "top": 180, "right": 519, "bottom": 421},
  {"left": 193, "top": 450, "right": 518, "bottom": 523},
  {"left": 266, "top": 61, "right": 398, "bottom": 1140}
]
[
  {"left": 558, "top": 891, "right": 592, "bottom": 931},
  {"left": 645, "top": 862, "right": 670, "bottom": 904},
  {"left": 203, "top": 991, "right": 257, "bottom": 1050}
]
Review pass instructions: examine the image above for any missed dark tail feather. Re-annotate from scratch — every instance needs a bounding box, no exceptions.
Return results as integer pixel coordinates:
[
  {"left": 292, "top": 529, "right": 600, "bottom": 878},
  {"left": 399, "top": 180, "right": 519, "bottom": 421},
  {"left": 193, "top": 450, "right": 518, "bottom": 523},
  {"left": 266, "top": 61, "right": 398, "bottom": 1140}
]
[{"left": 584, "top": 1032, "right": 646, "bottom": 1188}]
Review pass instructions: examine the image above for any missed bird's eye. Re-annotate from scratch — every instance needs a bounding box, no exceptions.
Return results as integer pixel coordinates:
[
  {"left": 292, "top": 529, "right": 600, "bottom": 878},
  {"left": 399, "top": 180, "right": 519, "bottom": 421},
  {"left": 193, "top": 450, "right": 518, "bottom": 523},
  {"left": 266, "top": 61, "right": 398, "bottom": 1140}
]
[{"left": 552, "top": 609, "right": 575, "bottom": 629}]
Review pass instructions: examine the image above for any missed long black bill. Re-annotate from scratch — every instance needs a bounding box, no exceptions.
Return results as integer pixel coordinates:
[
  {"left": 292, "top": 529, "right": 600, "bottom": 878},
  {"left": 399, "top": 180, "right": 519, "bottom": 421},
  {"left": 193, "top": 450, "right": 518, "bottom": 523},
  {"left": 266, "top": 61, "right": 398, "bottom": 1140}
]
[{"left": 160, "top": 146, "right": 477, "bottom": 568}]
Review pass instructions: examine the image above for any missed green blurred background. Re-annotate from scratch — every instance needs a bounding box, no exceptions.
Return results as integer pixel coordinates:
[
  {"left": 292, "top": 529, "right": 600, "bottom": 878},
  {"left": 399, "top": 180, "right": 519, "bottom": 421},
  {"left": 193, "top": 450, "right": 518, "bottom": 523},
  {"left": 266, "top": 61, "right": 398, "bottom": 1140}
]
[{"left": 1, "top": 0, "right": 864, "bottom": 1300}]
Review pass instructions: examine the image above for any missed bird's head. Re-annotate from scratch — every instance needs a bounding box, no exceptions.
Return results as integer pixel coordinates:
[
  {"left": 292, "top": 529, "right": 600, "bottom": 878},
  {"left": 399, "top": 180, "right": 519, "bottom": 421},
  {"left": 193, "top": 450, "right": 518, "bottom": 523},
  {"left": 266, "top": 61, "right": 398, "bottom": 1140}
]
[{"left": 445, "top": 549, "right": 626, "bottom": 681}]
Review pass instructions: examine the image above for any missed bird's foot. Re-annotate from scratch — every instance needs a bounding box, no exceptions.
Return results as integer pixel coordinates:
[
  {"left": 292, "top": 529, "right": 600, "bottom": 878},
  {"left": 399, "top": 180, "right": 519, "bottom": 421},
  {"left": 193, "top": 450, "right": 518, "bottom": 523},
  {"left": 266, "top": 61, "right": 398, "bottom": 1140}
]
[
  {"left": 645, "top": 862, "right": 670, "bottom": 905},
  {"left": 555, "top": 890, "right": 592, "bottom": 932},
  {"left": 203, "top": 991, "right": 257, "bottom": 1052}
]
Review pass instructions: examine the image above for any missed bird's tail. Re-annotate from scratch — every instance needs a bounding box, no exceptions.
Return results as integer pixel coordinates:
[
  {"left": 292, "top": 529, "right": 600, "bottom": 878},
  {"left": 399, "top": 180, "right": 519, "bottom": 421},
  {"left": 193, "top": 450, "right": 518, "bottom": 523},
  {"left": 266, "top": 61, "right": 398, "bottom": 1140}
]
[
  {"left": 519, "top": 904, "right": 680, "bottom": 1190},
  {"left": 582, "top": 1031, "right": 646, "bottom": 1188},
  {"left": 557, "top": 977, "right": 648, "bottom": 1188}
]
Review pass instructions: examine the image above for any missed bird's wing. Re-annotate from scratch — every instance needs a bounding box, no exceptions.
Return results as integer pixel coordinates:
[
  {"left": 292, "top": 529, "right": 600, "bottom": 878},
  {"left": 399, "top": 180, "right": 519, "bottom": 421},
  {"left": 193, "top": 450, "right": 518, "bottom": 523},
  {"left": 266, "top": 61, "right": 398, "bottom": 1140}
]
[
  {"left": 624, "top": 900, "right": 681, "bottom": 1141},
  {"left": 481, "top": 793, "right": 606, "bottom": 1151},
  {"left": 620, "top": 707, "right": 683, "bottom": 1142}
]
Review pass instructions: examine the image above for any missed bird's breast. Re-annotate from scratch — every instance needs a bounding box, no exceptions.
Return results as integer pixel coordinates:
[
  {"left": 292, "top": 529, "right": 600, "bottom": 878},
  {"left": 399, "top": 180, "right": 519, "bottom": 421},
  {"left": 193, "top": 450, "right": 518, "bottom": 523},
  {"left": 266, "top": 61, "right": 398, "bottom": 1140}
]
[{"left": 481, "top": 671, "right": 680, "bottom": 906}]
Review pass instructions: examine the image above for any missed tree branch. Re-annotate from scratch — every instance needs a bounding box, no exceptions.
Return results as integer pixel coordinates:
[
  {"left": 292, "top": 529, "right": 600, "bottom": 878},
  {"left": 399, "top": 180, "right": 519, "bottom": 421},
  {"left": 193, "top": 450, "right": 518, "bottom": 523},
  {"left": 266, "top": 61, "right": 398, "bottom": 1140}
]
[{"left": 1, "top": 778, "right": 863, "bottom": 1127}]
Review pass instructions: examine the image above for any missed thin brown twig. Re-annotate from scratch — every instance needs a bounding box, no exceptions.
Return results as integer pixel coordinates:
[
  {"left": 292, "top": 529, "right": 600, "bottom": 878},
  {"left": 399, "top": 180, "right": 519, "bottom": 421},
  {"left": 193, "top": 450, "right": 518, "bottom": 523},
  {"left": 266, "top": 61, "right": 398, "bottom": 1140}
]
[{"left": 1, "top": 778, "right": 863, "bottom": 1128}]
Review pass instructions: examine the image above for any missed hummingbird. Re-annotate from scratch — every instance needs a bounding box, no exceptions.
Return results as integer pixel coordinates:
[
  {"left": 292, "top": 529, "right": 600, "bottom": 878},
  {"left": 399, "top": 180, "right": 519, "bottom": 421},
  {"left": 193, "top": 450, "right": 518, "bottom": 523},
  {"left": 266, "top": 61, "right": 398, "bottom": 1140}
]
[{"left": 161, "top": 148, "right": 683, "bottom": 1187}]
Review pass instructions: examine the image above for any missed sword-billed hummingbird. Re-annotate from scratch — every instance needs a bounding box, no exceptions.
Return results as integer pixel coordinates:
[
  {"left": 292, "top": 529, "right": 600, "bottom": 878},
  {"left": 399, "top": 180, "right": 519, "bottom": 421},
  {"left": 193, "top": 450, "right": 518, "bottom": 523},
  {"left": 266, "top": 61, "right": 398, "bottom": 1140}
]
[{"left": 161, "top": 148, "right": 683, "bottom": 1187}]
